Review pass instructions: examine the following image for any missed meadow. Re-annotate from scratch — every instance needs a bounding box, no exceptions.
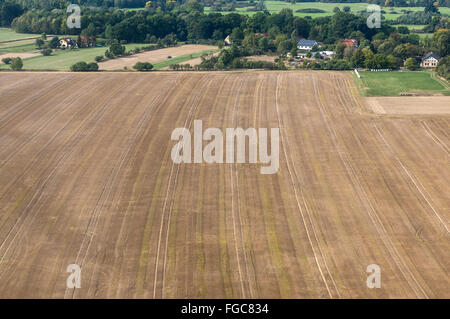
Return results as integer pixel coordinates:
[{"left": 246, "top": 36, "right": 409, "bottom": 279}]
[
  {"left": 357, "top": 70, "right": 449, "bottom": 96},
  {"left": 153, "top": 49, "right": 218, "bottom": 69},
  {"left": 0, "top": 43, "right": 144, "bottom": 70},
  {"left": 0, "top": 27, "right": 38, "bottom": 41},
  {"left": 205, "top": 2, "right": 450, "bottom": 19}
]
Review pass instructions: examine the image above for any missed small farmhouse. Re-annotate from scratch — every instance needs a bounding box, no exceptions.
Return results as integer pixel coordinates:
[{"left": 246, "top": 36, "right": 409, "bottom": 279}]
[
  {"left": 342, "top": 38, "right": 358, "bottom": 49},
  {"left": 297, "top": 39, "right": 318, "bottom": 51},
  {"left": 421, "top": 52, "right": 440, "bottom": 68},
  {"left": 59, "top": 37, "right": 76, "bottom": 49}
]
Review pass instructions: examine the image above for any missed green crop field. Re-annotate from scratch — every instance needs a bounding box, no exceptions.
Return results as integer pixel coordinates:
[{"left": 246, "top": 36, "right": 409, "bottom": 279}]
[
  {"left": 0, "top": 39, "right": 37, "bottom": 53},
  {"left": 416, "top": 32, "right": 434, "bottom": 38},
  {"left": 396, "top": 24, "right": 427, "bottom": 30},
  {"left": 0, "top": 29, "right": 79, "bottom": 54},
  {"left": 0, "top": 43, "right": 145, "bottom": 70},
  {"left": 0, "top": 28, "right": 38, "bottom": 42},
  {"left": 205, "top": 2, "right": 449, "bottom": 19},
  {"left": 357, "top": 71, "right": 449, "bottom": 96},
  {"left": 153, "top": 49, "right": 218, "bottom": 69}
]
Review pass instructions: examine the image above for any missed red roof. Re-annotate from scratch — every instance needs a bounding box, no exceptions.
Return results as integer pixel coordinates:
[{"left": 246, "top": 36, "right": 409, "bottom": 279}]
[{"left": 342, "top": 39, "right": 358, "bottom": 47}]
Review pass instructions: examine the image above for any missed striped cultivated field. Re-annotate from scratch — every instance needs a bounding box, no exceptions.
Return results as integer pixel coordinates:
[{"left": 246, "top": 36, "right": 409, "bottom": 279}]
[{"left": 0, "top": 71, "right": 448, "bottom": 298}]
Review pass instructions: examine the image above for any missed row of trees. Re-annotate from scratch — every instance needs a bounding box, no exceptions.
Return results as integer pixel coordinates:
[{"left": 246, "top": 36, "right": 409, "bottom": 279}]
[
  {"left": 70, "top": 61, "right": 99, "bottom": 71},
  {"left": 273, "top": 0, "right": 450, "bottom": 6},
  {"left": 9, "top": 3, "right": 396, "bottom": 43}
]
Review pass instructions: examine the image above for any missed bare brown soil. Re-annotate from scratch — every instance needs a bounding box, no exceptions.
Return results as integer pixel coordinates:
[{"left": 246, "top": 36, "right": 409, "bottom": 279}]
[
  {"left": 0, "top": 71, "right": 448, "bottom": 298},
  {"left": 161, "top": 51, "right": 219, "bottom": 70},
  {"left": 366, "top": 96, "right": 450, "bottom": 114},
  {"left": 98, "top": 45, "right": 217, "bottom": 70},
  {"left": 245, "top": 55, "right": 276, "bottom": 62}
]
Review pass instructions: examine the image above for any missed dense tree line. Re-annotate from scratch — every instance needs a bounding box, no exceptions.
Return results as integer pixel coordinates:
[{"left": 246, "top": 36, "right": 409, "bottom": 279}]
[
  {"left": 271, "top": 0, "right": 449, "bottom": 7},
  {"left": 7, "top": 1, "right": 448, "bottom": 55},
  {"left": 0, "top": 0, "right": 23, "bottom": 26},
  {"left": 4, "top": 0, "right": 449, "bottom": 74}
]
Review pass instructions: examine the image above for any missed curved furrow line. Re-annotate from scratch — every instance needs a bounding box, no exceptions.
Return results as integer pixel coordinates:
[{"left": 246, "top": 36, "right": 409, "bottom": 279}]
[
  {"left": 66, "top": 75, "right": 181, "bottom": 299},
  {"left": 288, "top": 73, "right": 341, "bottom": 297},
  {"left": 274, "top": 73, "right": 336, "bottom": 298},
  {"left": 373, "top": 123, "right": 449, "bottom": 234},
  {"left": 0, "top": 75, "right": 75, "bottom": 130},
  {"left": 0, "top": 77, "right": 136, "bottom": 267},
  {"left": 104, "top": 75, "right": 189, "bottom": 298},
  {"left": 161, "top": 74, "right": 232, "bottom": 298},
  {"left": 0, "top": 76, "right": 121, "bottom": 208},
  {"left": 315, "top": 73, "right": 428, "bottom": 298},
  {"left": 333, "top": 73, "right": 448, "bottom": 234},
  {"left": 154, "top": 75, "right": 212, "bottom": 298},
  {"left": 420, "top": 120, "right": 450, "bottom": 155},
  {"left": 0, "top": 74, "right": 44, "bottom": 100},
  {"left": 0, "top": 76, "right": 100, "bottom": 169},
  {"left": 230, "top": 76, "right": 254, "bottom": 299},
  {"left": 157, "top": 75, "right": 212, "bottom": 298}
]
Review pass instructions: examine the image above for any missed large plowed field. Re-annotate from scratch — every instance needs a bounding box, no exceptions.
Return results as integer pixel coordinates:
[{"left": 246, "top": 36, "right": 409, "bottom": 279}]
[{"left": 0, "top": 71, "right": 448, "bottom": 298}]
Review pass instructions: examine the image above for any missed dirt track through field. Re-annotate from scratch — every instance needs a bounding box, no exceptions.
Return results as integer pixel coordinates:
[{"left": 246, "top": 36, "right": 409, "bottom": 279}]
[
  {"left": 98, "top": 45, "right": 217, "bottom": 70},
  {"left": 0, "top": 71, "right": 448, "bottom": 298}
]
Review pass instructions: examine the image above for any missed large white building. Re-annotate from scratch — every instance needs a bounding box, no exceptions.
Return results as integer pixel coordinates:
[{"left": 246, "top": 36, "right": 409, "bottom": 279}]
[
  {"left": 297, "top": 39, "right": 319, "bottom": 51},
  {"left": 421, "top": 52, "right": 440, "bottom": 68}
]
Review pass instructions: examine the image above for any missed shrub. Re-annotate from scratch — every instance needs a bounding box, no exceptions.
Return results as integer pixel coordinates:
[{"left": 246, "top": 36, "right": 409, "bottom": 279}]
[
  {"left": 105, "top": 50, "right": 114, "bottom": 59},
  {"left": 86, "top": 62, "right": 99, "bottom": 71},
  {"left": 49, "top": 36, "right": 59, "bottom": 48},
  {"left": 41, "top": 48, "right": 52, "bottom": 56},
  {"left": 95, "top": 55, "right": 104, "bottom": 62},
  {"left": 436, "top": 56, "right": 449, "bottom": 80},
  {"left": 109, "top": 42, "right": 126, "bottom": 56},
  {"left": 404, "top": 57, "right": 418, "bottom": 70},
  {"left": 295, "top": 8, "right": 326, "bottom": 13},
  {"left": 1, "top": 57, "right": 12, "bottom": 64},
  {"left": 35, "top": 38, "right": 44, "bottom": 49},
  {"left": 70, "top": 61, "right": 99, "bottom": 72},
  {"left": 133, "top": 62, "right": 153, "bottom": 71},
  {"left": 70, "top": 61, "right": 88, "bottom": 72},
  {"left": 10, "top": 57, "right": 23, "bottom": 70}
]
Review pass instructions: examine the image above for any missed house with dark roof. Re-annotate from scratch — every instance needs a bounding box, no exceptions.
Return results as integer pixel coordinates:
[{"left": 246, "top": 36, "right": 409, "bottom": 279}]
[
  {"left": 297, "top": 39, "right": 319, "bottom": 51},
  {"left": 421, "top": 52, "right": 440, "bottom": 68}
]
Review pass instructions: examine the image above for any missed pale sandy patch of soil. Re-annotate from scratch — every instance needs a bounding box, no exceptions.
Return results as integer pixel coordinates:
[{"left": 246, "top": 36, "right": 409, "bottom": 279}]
[
  {"left": 366, "top": 96, "right": 450, "bottom": 114},
  {"left": 98, "top": 44, "right": 217, "bottom": 70},
  {"left": 0, "top": 51, "right": 40, "bottom": 62}
]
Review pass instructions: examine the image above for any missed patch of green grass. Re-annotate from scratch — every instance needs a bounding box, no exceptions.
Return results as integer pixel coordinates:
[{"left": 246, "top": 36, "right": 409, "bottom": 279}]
[
  {"left": 415, "top": 32, "right": 434, "bottom": 38},
  {"left": 0, "top": 42, "right": 37, "bottom": 53},
  {"left": 205, "top": 2, "right": 449, "bottom": 20},
  {"left": 153, "top": 49, "right": 218, "bottom": 69},
  {"left": 396, "top": 24, "right": 426, "bottom": 30},
  {"left": 265, "top": 1, "right": 368, "bottom": 17},
  {"left": 352, "top": 71, "right": 366, "bottom": 97},
  {"left": 0, "top": 28, "right": 38, "bottom": 42},
  {"left": 0, "top": 43, "right": 145, "bottom": 70},
  {"left": 357, "top": 71, "right": 448, "bottom": 96}
]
